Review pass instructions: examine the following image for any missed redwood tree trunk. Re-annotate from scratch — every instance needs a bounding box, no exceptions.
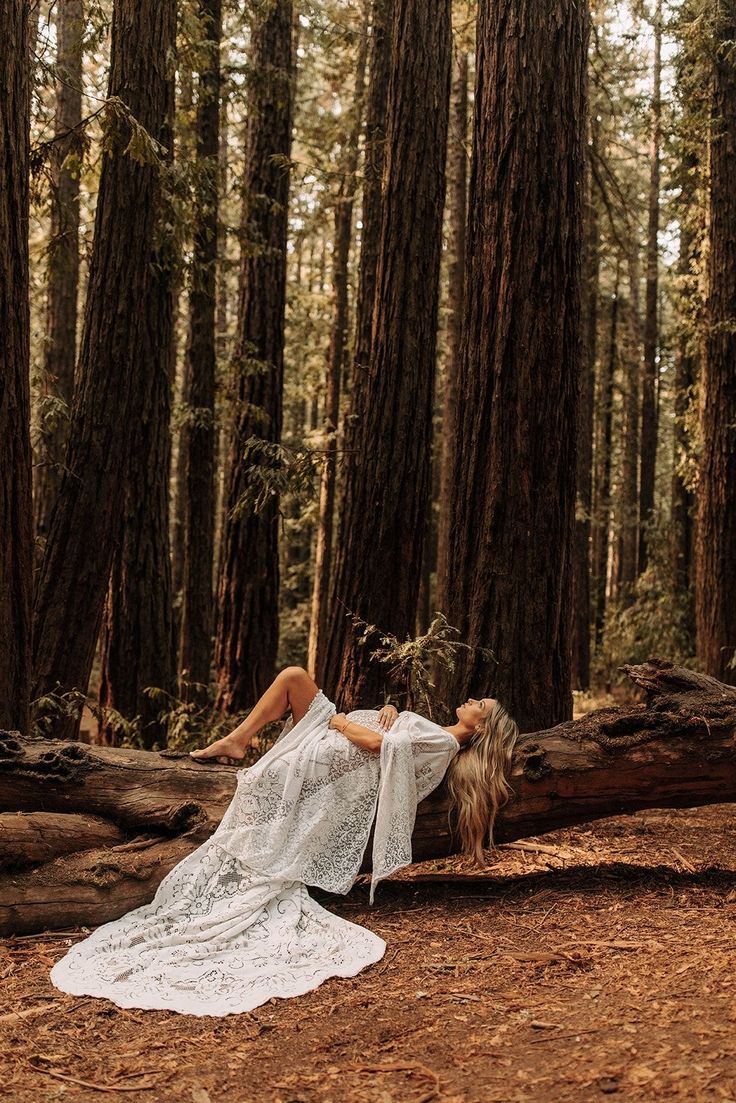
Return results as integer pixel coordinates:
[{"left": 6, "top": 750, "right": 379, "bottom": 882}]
[
  {"left": 323, "top": 0, "right": 452, "bottom": 710},
  {"left": 436, "top": 0, "right": 589, "bottom": 732},
  {"left": 32, "top": 0, "right": 177, "bottom": 740},
  {"left": 671, "top": 186, "right": 697, "bottom": 643},
  {"left": 572, "top": 138, "right": 599, "bottom": 691},
  {"left": 179, "top": 0, "right": 222, "bottom": 694},
  {"left": 435, "top": 49, "right": 469, "bottom": 619},
  {"left": 695, "top": 8, "right": 736, "bottom": 684},
  {"left": 34, "top": 0, "right": 84, "bottom": 552},
  {"left": 307, "top": 15, "right": 368, "bottom": 685},
  {"left": 638, "top": 0, "right": 662, "bottom": 576},
  {"left": 617, "top": 248, "right": 641, "bottom": 603},
  {"left": 214, "top": 0, "right": 294, "bottom": 712},
  {"left": 593, "top": 275, "right": 618, "bottom": 646},
  {"left": 0, "top": 0, "right": 32, "bottom": 735}
]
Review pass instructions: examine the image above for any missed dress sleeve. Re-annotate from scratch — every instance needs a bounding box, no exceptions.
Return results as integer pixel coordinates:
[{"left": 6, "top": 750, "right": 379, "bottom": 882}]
[
  {"left": 398, "top": 710, "right": 460, "bottom": 801},
  {"left": 368, "top": 712, "right": 459, "bottom": 904}
]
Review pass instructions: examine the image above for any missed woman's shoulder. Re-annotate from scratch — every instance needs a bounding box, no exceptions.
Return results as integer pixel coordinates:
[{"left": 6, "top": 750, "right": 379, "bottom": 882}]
[{"left": 397, "top": 710, "right": 458, "bottom": 745}]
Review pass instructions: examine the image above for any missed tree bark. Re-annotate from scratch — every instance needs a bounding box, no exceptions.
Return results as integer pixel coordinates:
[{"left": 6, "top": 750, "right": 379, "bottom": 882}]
[
  {"left": 435, "top": 49, "right": 468, "bottom": 625},
  {"left": 214, "top": 0, "right": 294, "bottom": 712},
  {"left": 592, "top": 274, "right": 618, "bottom": 646},
  {"left": 617, "top": 247, "right": 641, "bottom": 603},
  {"left": 323, "top": 0, "right": 452, "bottom": 710},
  {"left": 695, "top": 5, "right": 736, "bottom": 685},
  {"left": 2, "top": 659, "right": 736, "bottom": 934},
  {"left": 638, "top": 0, "right": 662, "bottom": 576},
  {"left": 670, "top": 188, "right": 697, "bottom": 644},
  {"left": 572, "top": 136, "right": 599, "bottom": 691},
  {"left": 34, "top": 0, "right": 84, "bottom": 554},
  {"left": 436, "top": 0, "right": 589, "bottom": 732},
  {"left": 307, "top": 12, "right": 369, "bottom": 685},
  {"left": 0, "top": 0, "right": 32, "bottom": 736},
  {"left": 178, "top": 0, "right": 222, "bottom": 695},
  {"left": 32, "top": 0, "right": 177, "bottom": 740}
]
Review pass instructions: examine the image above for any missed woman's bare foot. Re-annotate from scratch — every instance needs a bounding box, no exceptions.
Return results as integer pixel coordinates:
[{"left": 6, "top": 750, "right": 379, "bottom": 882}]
[{"left": 189, "top": 731, "right": 249, "bottom": 763}]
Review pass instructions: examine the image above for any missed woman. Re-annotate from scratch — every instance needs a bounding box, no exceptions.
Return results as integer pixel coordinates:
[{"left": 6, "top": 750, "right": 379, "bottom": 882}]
[{"left": 50, "top": 667, "right": 519, "bottom": 1017}]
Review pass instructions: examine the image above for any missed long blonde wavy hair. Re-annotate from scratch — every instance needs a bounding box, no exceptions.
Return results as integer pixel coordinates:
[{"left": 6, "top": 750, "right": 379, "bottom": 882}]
[{"left": 445, "top": 697, "right": 520, "bottom": 864}]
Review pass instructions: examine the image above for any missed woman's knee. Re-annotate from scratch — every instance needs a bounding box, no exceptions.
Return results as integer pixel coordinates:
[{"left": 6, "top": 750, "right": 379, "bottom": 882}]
[{"left": 277, "top": 665, "right": 312, "bottom": 688}]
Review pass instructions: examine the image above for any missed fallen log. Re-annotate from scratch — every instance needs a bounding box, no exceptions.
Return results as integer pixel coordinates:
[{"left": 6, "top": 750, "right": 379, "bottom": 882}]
[{"left": 1, "top": 659, "right": 735, "bottom": 935}]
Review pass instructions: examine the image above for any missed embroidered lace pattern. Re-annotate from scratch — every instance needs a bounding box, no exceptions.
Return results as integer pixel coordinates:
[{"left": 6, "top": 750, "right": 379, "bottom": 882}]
[{"left": 49, "top": 690, "right": 458, "bottom": 1016}]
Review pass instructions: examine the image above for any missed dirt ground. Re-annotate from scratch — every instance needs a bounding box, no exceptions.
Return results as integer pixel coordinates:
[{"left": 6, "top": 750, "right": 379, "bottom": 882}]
[
  {"left": 2, "top": 802, "right": 736, "bottom": 1103},
  {"left": 1, "top": 802, "right": 736, "bottom": 1103}
]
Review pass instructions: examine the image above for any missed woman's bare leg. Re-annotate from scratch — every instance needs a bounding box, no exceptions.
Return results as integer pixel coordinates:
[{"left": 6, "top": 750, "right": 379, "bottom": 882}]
[{"left": 189, "top": 667, "right": 321, "bottom": 761}]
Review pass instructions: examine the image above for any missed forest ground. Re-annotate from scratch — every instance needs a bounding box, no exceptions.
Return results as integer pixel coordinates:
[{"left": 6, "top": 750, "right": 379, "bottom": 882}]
[{"left": 2, "top": 800, "right": 736, "bottom": 1102}]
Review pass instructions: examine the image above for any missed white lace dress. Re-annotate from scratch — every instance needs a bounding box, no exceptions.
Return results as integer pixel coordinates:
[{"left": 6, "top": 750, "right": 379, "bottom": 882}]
[{"left": 49, "top": 690, "right": 459, "bottom": 1017}]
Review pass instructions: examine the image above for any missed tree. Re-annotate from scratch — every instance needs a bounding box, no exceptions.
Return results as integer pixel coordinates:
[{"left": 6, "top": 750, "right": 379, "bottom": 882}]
[
  {"left": 32, "top": 0, "right": 177, "bottom": 739},
  {"left": 33, "top": 0, "right": 84, "bottom": 551},
  {"left": 638, "top": 0, "right": 662, "bottom": 575},
  {"left": 0, "top": 0, "right": 32, "bottom": 735},
  {"left": 436, "top": 49, "right": 469, "bottom": 626},
  {"left": 323, "top": 0, "right": 452, "bottom": 709},
  {"left": 436, "top": 0, "right": 589, "bottom": 732},
  {"left": 695, "top": 4, "right": 736, "bottom": 684},
  {"left": 214, "top": 0, "right": 294, "bottom": 712},
  {"left": 307, "top": 8, "right": 369, "bottom": 686},
  {"left": 178, "top": 0, "right": 222, "bottom": 694}
]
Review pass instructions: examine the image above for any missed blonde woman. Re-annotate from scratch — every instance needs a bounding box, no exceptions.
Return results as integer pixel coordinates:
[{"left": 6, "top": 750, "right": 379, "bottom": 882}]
[{"left": 50, "top": 666, "right": 519, "bottom": 1017}]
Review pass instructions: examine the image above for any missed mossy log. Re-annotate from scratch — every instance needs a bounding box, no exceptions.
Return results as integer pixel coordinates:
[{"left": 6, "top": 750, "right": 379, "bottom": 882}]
[{"left": 1, "top": 659, "right": 735, "bottom": 935}]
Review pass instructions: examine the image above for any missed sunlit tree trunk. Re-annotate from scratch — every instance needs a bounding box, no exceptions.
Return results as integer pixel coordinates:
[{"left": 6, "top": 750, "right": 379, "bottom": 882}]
[
  {"left": 435, "top": 49, "right": 469, "bottom": 623},
  {"left": 638, "top": 0, "right": 662, "bottom": 574},
  {"left": 307, "top": 10, "right": 369, "bottom": 685}
]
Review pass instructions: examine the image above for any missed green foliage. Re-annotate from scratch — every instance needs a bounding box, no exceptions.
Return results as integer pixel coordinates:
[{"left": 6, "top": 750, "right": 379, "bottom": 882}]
[
  {"left": 593, "top": 518, "right": 697, "bottom": 687},
  {"left": 347, "top": 611, "right": 495, "bottom": 719},
  {"left": 229, "top": 435, "right": 323, "bottom": 519},
  {"left": 30, "top": 684, "right": 88, "bottom": 739}
]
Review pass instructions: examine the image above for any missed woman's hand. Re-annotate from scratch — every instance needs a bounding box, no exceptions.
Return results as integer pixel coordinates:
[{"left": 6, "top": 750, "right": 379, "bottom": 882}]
[
  {"left": 377, "top": 703, "right": 398, "bottom": 731},
  {"left": 329, "top": 713, "right": 347, "bottom": 732}
]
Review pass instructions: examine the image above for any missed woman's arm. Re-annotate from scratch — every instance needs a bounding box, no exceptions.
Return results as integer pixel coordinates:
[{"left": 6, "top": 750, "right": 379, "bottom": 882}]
[{"left": 329, "top": 713, "right": 384, "bottom": 753}]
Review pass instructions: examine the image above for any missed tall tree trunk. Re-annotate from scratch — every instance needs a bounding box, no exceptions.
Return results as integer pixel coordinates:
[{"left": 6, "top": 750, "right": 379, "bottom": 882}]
[
  {"left": 617, "top": 247, "right": 641, "bottom": 604},
  {"left": 32, "top": 0, "right": 177, "bottom": 741},
  {"left": 435, "top": 49, "right": 469, "bottom": 622},
  {"left": 214, "top": 0, "right": 294, "bottom": 713},
  {"left": 593, "top": 273, "right": 618, "bottom": 646},
  {"left": 337, "top": 0, "right": 391, "bottom": 430},
  {"left": 323, "top": 0, "right": 452, "bottom": 710},
  {"left": 695, "top": 7, "right": 736, "bottom": 684},
  {"left": 34, "top": 0, "right": 84, "bottom": 553},
  {"left": 638, "top": 0, "right": 662, "bottom": 575},
  {"left": 0, "top": 0, "right": 32, "bottom": 735},
  {"left": 572, "top": 141, "right": 599, "bottom": 691},
  {"left": 178, "top": 0, "right": 222, "bottom": 696},
  {"left": 436, "top": 0, "right": 589, "bottom": 732},
  {"left": 670, "top": 160, "right": 697, "bottom": 645},
  {"left": 307, "top": 12, "right": 369, "bottom": 685}
]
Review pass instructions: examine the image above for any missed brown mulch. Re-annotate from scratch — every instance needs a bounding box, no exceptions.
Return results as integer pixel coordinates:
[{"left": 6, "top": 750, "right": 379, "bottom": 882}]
[{"left": 2, "top": 803, "right": 736, "bottom": 1103}]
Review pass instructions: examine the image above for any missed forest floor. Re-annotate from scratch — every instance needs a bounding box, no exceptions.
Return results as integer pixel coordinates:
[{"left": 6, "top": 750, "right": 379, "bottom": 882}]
[{"left": 2, "top": 801, "right": 736, "bottom": 1102}]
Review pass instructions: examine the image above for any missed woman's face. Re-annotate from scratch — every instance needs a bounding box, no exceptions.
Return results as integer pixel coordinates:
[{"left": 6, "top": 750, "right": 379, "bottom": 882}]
[{"left": 455, "top": 696, "right": 495, "bottom": 728}]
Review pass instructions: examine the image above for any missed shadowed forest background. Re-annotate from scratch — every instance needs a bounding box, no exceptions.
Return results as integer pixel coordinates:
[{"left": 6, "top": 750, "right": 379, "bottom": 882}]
[{"left": 2, "top": 0, "right": 735, "bottom": 756}]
